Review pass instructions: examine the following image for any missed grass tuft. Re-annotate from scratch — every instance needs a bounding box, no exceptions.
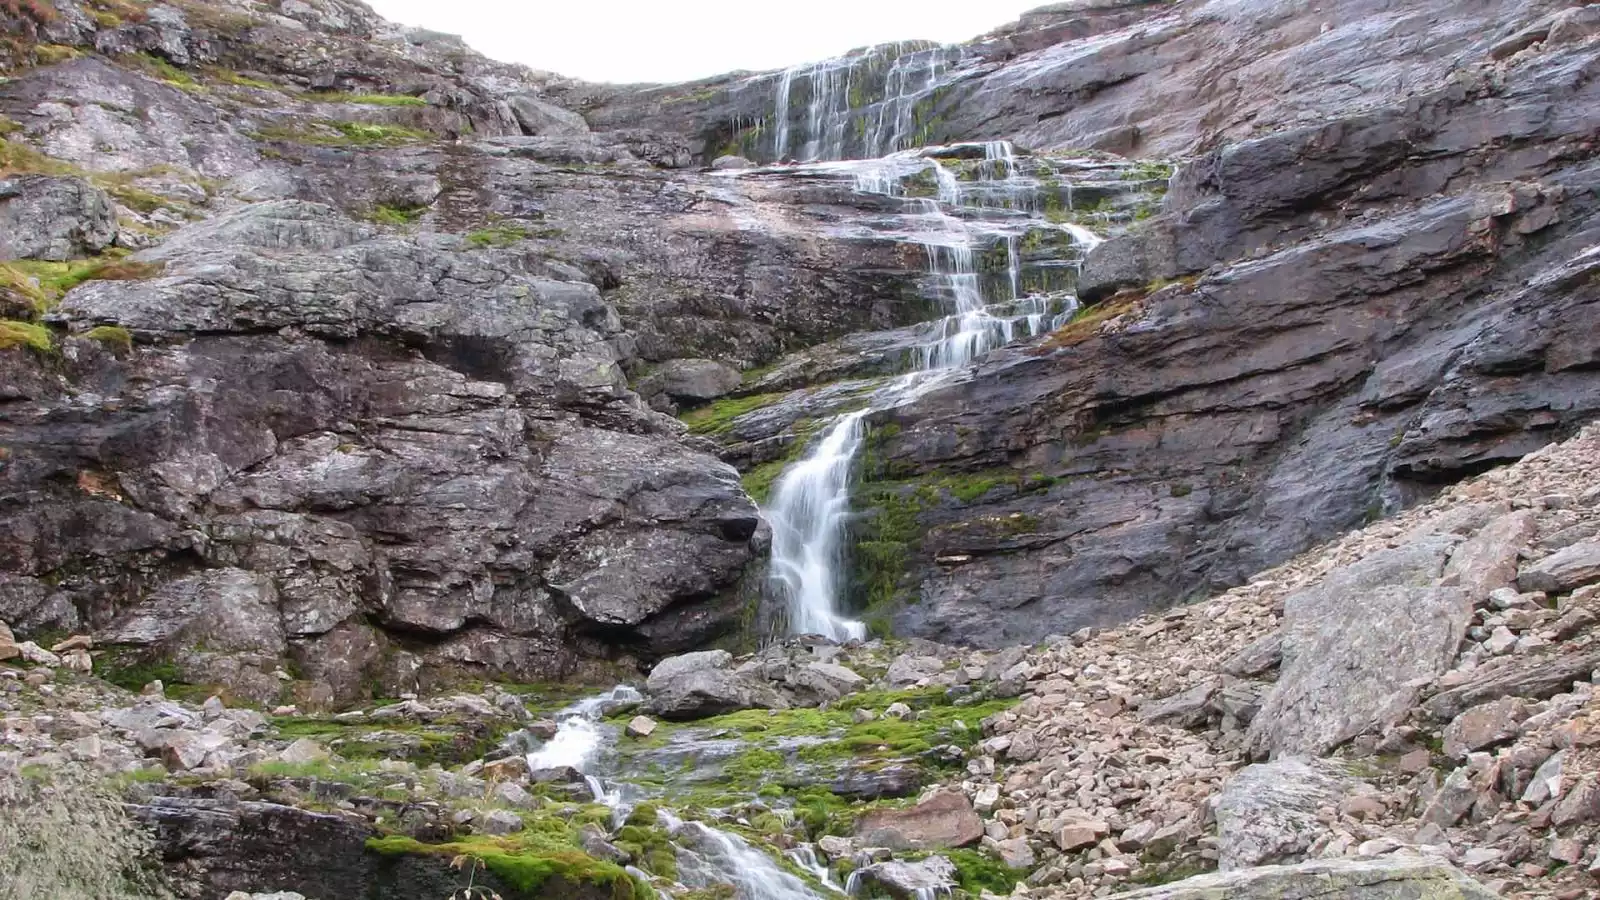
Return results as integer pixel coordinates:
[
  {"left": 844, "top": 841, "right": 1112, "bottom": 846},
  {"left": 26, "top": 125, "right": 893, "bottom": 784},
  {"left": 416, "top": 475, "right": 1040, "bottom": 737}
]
[{"left": 0, "top": 318, "right": 52, "bottom": 352}]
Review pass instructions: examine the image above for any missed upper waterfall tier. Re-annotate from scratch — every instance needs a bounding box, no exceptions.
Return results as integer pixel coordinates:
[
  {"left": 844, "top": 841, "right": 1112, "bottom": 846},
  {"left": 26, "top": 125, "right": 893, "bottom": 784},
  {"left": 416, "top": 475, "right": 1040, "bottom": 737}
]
[{"left": 705, "top": 41, "right": 979, "bottom": 164}]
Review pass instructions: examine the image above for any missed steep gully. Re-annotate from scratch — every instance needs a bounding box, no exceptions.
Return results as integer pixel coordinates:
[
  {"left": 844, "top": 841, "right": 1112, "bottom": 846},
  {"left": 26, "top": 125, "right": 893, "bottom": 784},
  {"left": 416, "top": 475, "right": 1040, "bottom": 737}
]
[
  {"left": 754, "top": 56, "right": 1116, "bottom": 642},
  {"left": 510, "top": 49, "right": 1122, "bottom": 900}
]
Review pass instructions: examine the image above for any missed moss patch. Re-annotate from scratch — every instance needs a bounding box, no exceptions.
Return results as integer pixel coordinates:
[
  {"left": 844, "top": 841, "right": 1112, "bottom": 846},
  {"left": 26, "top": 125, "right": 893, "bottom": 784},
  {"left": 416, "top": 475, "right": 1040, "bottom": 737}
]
[
  {"left": 466, "top": 223, "right": 531, "bottom": 248},
  {"left": 0, "top": 318, "right": 51, "bottom": 352},
  {"left": 368, "top": 203, "right": 428, "bottom": 226},
  {"left": 250, "top": 120, "right": 432, "bottom": 148},
  {"left": 367, "top": 827, "right": 648, "bottom": 900},
  {"left": 305, "top": 91, "right": 427, "bottom": 107},
  {"left": 678, "top": 392, "right": 788, "bottom": 436},
  {"left": 83, "top": 324, "right": 132, "bottom": 351}
]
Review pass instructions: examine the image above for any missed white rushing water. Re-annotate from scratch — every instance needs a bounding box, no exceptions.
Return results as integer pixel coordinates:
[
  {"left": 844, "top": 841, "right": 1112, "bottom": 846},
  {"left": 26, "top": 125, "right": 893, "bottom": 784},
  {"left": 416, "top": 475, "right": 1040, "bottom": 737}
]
[
  {"left": 770, "top": 42, "right": 966, "bottom": 162},
  {"left": 764, "top": 141, "right": 1098, "bottom": 642},
  {"left": 521, "top": 685, "right": 642, "bottom": 796},
  {"left": 510, "top": 693, "right": 835, "bottom": 898},
  {"left": 665, "top": 811, "right": 829, "bottom": 900}
]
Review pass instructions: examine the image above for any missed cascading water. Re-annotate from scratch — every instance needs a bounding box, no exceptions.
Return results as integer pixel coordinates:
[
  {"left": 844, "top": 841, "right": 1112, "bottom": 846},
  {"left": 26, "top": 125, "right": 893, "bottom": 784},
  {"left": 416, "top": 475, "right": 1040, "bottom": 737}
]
[
  {"left": 768, "top": 42, "right": 966, "bottom": 162},
  {"left": 507, "top": 693, "right": 835, "bottom": 899},
  {"left": 763, "top": 141, "right": 1101, "bottom": 641},
  {"left": 665, "top": 811, "right": 828, "bottom": 900}
]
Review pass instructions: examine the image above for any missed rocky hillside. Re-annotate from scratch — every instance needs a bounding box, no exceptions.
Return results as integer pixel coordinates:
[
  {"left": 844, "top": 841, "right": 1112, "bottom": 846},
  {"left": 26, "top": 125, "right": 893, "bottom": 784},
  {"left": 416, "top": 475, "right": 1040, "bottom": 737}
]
[{"left": 3, "top": 0, "right": 1600, "bottom": 897}]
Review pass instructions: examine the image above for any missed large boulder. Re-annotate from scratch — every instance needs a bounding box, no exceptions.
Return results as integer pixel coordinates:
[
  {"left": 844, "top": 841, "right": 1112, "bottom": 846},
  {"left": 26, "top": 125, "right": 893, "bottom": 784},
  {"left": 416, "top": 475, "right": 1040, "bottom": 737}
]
[
  {"left": 0, "top": 175, "right": 117, "bottom": 261},
  {"left": 1213, "top": 758, "right": 1359, "bottom": 871},
  {"left": 1246, "top": 537, "right": 1471, "bottom": 758},
  {"left": 1103, "top": 857, "right": 1496, "bottom": 900},
  {"left": 635, "top": 359, "right": 743, "bottom": 404},
  {"left": 854, "top": 791, "right": 983, "bottom": 850},
  {"left": 645, "top": 649, "right": 732, "bottom": 692},
  {"left": 506, "top": 95, "right": 590, "bottom": 136},
  {"left": 850, "top": 857, "right": 957, "bottom": 899},
  {"left": 644, "top": 668, "right": 787, "bottom": 721}
]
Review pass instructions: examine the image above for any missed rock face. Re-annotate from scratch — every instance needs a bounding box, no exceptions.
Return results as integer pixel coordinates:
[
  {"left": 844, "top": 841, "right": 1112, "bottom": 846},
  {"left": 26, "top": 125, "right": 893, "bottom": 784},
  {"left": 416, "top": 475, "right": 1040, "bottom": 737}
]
[
  {"left": 657, "top": 0, "right": 1600, "bottom": 648},
  {"left": 1102, "top": 857, "right": 1497, "bottom": 900}
]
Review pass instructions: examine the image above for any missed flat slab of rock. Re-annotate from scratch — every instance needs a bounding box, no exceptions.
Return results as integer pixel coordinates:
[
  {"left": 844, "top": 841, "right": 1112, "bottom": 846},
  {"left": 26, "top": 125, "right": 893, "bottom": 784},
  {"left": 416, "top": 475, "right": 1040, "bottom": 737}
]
[
  {"left": 852, "top": 856, "right": 957, "bottom": 899},
  {"left": 854, "top": 790, "right": 982, "bottom": 850},
  {"left": 1247, "top": 537, "right": 1470, "bottom": 758},
  {"left": 1517, "top": 540, "right": 1600, "bottom": 594},
  {"left": 1103, "top": 857, "right": 1497, "bottom": 899},
  {"left": 1214, "top": 758, "right": 1358, "bottom": 871},
  {"left": 1424, "top": 648, "right": 1600, "bottom": 721},
  {"left": 1443, "top": 511, "right": 1536, "bottom": 601}
]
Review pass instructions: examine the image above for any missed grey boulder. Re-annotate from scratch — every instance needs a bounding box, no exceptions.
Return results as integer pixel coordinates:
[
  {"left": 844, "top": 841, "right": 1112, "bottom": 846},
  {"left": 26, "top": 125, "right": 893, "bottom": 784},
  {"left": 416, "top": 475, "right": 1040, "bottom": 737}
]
[{"left": 0, "top": 175, "right": 117, "bottom": 261}]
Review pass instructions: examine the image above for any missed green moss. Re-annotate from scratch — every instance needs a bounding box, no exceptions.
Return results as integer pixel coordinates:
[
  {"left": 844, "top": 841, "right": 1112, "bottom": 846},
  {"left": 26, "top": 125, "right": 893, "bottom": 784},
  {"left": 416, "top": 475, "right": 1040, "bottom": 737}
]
[
  {"left": 249, "top": 120, "right": 432, "bottom": 148},
  {"left": 678, "top": 392, "right": 787, "bottom": 436},
  {"left": 248, "top": 757, "right": 386, "bottom": 781},
  {"left": 946, "top": 848, "right": 1025, "bottom": 894},
  {"left": 369, "top": 203, "right": 427, "bottom": 226},
  {"left": 83, "top": 325, "right": 133, "bottom": 351},
  {"left": 466, "top": 223, "right": 531, "bottom": 248},
  {"left": 306, "top": 91, "right": 427, "bottom": 107},
  {"left": 129, "top": 53, "right": 199, "bottom": 90},
  {"left": 0, "top": 136, "right": 77, "bottom": 176},
  {"left": 207, "top": 68, "right": 277, "bottom": 90},
  {"left": 0, "top": 319, "right": 52, "bottom": 352},
  {"left": 5, "top": 256, "right": 163, "bottom": 309},
  {"left": 96, "top": 657, "right": 183, "bottom": 692},
  {"left": 366, "top": 830, "right": 647, "bottom": 899}
]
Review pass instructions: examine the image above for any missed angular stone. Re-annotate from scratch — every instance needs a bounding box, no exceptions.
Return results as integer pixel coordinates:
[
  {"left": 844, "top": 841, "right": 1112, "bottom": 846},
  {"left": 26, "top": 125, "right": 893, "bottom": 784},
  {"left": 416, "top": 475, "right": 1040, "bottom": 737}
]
[
  {"left": 1422, "top": 768, "right": 1477, "bottom": 827},
  {"left": 625, "top": 715, "right": 657, "bottom": 738},
  {"left": 635, "top": 358, "right": 742, "bottom": 403},
  {"left": 1522, "top": 750, "right": 1565, "bottom": 804},
  {"left": 1425, "top": 649, "right": 1600, "bottom": 721},
  {"left": 1442, "top": 697, "right": 1527, "bottom": 759},
  {"left": 482, "top": 810, "right": 524, "bottom": 835},
  {"left": 278, "top": 738, "right": 329, "bottom": 764},
  {"left": 852, "top": 856, "right": 957, "bottom": 898},
  {"left": 886, "top": 654, "right": 945, "bottom": 686},
  {"left": 1517, "top": 540, "right": 1600, "bottom": 594},
  {"left": 1214, "top": 758, "right": 1357, "bottom": 871},
  {"left": 1247, "top": 538, "right": 1471, "bottom": 758},
  {"left": 1139, "top": 677, "right": 1221, "bottom": 728},
  {"left": 855, "top": 791, "right": 983, "bottom": 850},
  {"left": 1055, "top": 820, "right": 1110, "bottom": 852},
  {"left": 995, "top": 836, "right": 1034, "bottom": 869},
  {"left": 1551, "top": 774, "right": 1600, "bottom": 827},
  {"left": 1099, "top": 856, "right": 1497, "bottom": 899}
]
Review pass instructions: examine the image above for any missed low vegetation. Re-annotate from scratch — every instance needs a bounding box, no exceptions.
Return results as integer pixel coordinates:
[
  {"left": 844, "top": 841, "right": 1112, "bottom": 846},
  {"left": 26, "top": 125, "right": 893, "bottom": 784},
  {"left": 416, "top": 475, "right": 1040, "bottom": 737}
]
[
  {"left": 305, "top": 91, "right": 427, "bottom": 107},
  {"left": 0, "top": 318, "right": 52, "bottom": 352},
  {"left": 677, "top": 391, "right": 788, "bottom": 436},
  {"left": 465, "top": 222, "right": 531, "bottom": 248},
  {"left": 250, "top": 120, "right": 432, "bottom": 148},
  {"left": 367, "top": 819, "right": 652, "bottom": 900}
]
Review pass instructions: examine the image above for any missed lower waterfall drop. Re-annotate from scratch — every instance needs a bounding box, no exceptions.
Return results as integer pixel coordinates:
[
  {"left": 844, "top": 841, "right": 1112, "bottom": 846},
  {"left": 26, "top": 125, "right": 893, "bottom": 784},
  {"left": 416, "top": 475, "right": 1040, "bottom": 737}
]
[{"left": 765, "top": 142, "right": 1100, "bottom": 642}]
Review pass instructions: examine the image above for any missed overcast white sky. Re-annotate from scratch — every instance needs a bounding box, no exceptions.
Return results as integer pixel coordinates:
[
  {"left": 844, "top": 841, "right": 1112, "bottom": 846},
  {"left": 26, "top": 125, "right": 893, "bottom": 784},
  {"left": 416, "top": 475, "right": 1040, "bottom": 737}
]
[{"left": 365, "top": 0, "right": 1045, "bottom": 84}]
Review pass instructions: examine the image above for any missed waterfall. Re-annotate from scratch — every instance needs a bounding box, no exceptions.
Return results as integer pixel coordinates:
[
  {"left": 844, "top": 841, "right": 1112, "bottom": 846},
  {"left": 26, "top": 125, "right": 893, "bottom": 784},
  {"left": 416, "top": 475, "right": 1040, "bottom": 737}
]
[
  {"left": 766, "top": 410, "right": 872, "bottom": 642},
  {"left": 508, "top": 693, "right": 837, "bottom": 899},
  {"left": 765, "top": 43, "right": 965, "bottom": 163},
  {"left": 761, "top": 142, "right": 1101, "bottom": 641}
]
